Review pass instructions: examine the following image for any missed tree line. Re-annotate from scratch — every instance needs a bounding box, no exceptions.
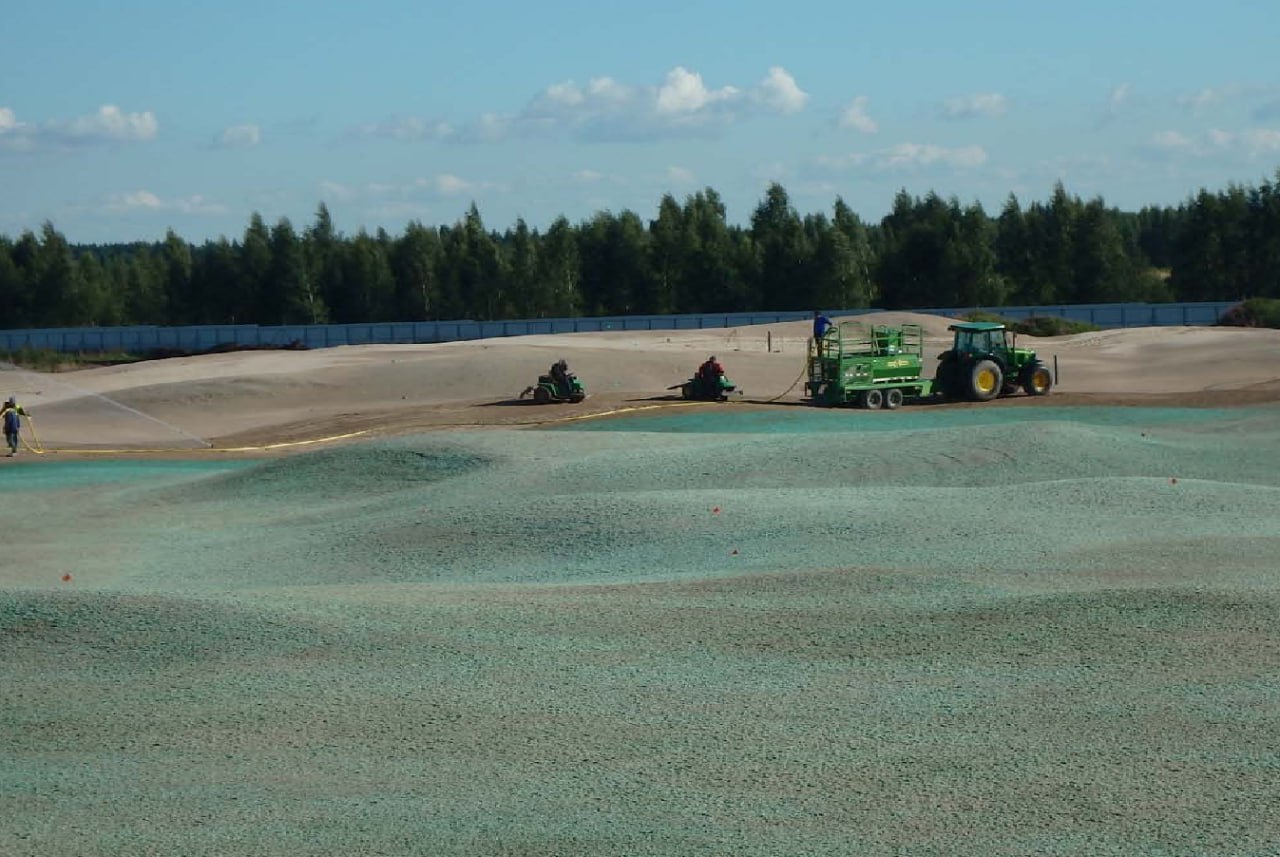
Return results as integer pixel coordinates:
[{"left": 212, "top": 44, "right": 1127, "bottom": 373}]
[{"left": 1, "top": 173, "right": 1277, "bottom": 330}]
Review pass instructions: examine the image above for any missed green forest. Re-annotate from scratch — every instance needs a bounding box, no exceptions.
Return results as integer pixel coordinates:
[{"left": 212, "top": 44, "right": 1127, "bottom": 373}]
[{"left": 1, "top": 174, "right": 1278, "bottom": 330}]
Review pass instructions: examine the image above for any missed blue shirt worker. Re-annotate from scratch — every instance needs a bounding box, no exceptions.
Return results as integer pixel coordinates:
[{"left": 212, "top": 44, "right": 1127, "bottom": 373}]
[
  {"left": 813, "top": 310, "right": 832, "bottom": 340},
  {"left": 2, "top": 396, "right": 30, "bottom": 456}
]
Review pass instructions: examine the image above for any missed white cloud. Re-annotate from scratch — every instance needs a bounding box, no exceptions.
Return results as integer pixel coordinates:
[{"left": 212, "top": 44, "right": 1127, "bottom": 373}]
[
  {"left": 655, "top": 67, "right": 739, "bottom": 115},
  {"left": 362, "top": 201, "right": 435, "bottom": 220},
  {"left": 172, "top": 194, "right": 227, "bottom": 215},
  {"left": 352, "top": 66, "right": 808, "bottom": 146},
  {"left": 99, "top": 190, "right": 226, "bottom": 215},
  {"left": 433, "top": 174, "right": 473, "bottom": 195},
  {"left": 664, "top": 166, "right": 696, "bottom": 184},
  {"left": 353, "top": 115, "right": 454, "bottom": 141},
  {"left": 816, "top": 142, "right": 987, "bottom": 172},
  {"left": 0, "top": 104, "right": 157, "bottom": 152},
  {"left": 1178, "top": 85, "right": 1242, "bottom": 114},
  {"left": 942, "top": 92, "right": 1009, "bottom": 119},
  {"left": 1150, "top": 130, "right": 1195, "bottom": 151},
  {"left": 572, "top": 169, "right": 604, "bottom": 183},
  {"left": 65, "top": 105, "right": 158, "bottom": 142},
  {"left": 320, "top": 173, "right": 503, "bottom": 203},
  {"left": 104, "top": 190, "right": 163, "bottom": 212},
  {"left": 462, "top": 65, "right": 808, "bottom": 143},
  {"left": 1147, "top": 127, "right": 1280, "bottom": 159},
  {"left": 882, "top": 142, "right": 987, "bottom": 168},
  {"left": 1107, "top": 83, "right": 1131, "bottom": 117},
  {"left": 1210, "top": 128, "right": 1280, "bottom": 157},
  {"left": 319, "top": 180, "right": 359, "bottom": 202},
  {"left": 837, "top": 96, "right": 878, "bottom": 134},
  {"left": 218, "top": 123, "right": 261, "bottom": 147},
  {"left": 753, "top": 67, "right": 808, "bottom": 114}
]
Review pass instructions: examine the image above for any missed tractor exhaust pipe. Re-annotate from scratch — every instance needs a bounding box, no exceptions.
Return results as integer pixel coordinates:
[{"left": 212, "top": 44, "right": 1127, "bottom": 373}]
[{"left": 1054, "top": 354, "right": 1060, "bottom": 386}]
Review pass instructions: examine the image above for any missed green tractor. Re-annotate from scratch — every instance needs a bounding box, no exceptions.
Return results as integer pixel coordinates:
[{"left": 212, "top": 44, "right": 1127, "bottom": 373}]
[{"left": 933, "top": 321, "right": 1054, "bottom": 402}]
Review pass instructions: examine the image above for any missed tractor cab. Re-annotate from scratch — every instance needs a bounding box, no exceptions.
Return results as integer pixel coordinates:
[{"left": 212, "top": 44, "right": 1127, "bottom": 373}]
[{"left": 950, "top": 322, "right": 1014, "bottom": 360}]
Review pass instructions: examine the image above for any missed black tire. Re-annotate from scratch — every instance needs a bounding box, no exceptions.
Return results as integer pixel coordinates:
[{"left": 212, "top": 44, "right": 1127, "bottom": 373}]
[
  {"left": 934, "top": 354, "right": 959, "bottom": 400},
  {"left": 533, "top": 385, "right": 551, "bottom": 404},
  {"left": 967, "top": 359, "right": 1003, "bottom": 402},
  {"left": 680, "top": 383, "right": 692, "bottom": 400},
  {"left": 1021, "top": 362, "right": 1053, "bottom": 396},
  {"left": 884, "top": 387, "right": 904, "bottom": 410},
  {"left": 862, "top": 388, "right": 884, "bottom": 410}
]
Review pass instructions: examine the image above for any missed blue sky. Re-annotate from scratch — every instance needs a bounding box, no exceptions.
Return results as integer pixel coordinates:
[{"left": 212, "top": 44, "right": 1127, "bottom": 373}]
[{"left": 2, "top": 0, "right": 1278, "bottom": 244}]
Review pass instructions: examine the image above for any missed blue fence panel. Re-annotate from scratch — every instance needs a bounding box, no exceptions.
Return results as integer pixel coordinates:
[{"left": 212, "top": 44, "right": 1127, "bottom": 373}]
[{"left": 0, "top": 301, "right": 1246, "bottom": 353}]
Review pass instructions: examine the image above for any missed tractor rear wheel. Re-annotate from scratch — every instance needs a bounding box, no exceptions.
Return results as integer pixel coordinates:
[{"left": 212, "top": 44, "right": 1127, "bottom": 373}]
[
  {"left": 884, "top": 388, "right": 904, "bottom": 410},
  {"left": 1022, "top": 362, "right": 1053, "bottom": 396},
  {"left": 967, "top": 360, "right": 1003, "bottom": 402},
  {"left": 934, "top": 355, "right": 959, "bottom": 400},
  {"left": 862, "top": 389, "right": 884, "bottom": 410},
  {"left": 533, "top": 385, "right": 551, "bottom": 404}
]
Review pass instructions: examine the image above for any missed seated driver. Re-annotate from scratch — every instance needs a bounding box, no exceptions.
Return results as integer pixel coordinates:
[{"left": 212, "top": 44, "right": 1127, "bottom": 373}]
[
  {"left": 699, "top": 355, "right": 724, "bottom": 382},
  {"left": 550, "top": 359, "right": 572, "bottom": 394}
]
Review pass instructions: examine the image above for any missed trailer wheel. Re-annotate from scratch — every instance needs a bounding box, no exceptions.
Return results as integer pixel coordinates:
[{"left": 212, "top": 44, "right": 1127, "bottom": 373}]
[
  {"left": 967, "top": 359, "right": 1003, "bottom": 402},
  {"left": 861, "top": 389, "right": 884, "bottom": 410},
  {"left": 884, "top": 388, "right": 904, "bottom": 410},
  {"left": 1021, "top": 362, "right": 1053, "bottom": 396}
]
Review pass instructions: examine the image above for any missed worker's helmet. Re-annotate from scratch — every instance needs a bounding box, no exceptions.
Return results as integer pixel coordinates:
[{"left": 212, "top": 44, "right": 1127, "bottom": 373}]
[{"left": 709, "top": 355, "right": 716, "bottom": 361}]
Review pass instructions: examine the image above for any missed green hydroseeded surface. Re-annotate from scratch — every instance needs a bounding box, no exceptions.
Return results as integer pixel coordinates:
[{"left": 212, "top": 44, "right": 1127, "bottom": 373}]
[{"left": 3, "top": 407, "right": 1279, "bottom": 856}]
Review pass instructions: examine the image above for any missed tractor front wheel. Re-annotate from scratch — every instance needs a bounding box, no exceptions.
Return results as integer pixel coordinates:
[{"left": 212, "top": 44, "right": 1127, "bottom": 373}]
[
  {"left": 861, "top": 389, "right": 884, "bottom": 410},
  {"left": 1022, "top": 362, "right": 1053, "bottom": 396},
  {"left": 884, "top": 387, "right": 904, "bottom": 410},
  {"left": 967, "top": 360, "right": 1003, "bottom": 402}
]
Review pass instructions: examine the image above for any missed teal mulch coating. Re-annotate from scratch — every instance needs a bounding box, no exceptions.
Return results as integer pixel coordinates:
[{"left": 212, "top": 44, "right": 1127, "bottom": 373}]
[
  {"left": 554, "top": 404, "right": 1259, "bottom": 434},
  {"left": 4, "top": 405, "right": 1280, "bottom": 856},
  {"left": 0, "top": 458, "right": 252, "bottom": 490}
]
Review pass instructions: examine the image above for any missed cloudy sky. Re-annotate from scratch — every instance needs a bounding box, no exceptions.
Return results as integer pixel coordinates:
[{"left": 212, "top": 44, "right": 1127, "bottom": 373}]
[{"left": 2, "top": 0, "right": 1277, "bottom": 243}]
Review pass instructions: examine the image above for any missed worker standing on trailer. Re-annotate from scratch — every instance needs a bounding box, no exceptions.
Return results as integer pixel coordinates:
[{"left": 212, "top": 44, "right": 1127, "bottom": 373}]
[
  {"left": 2, "top": 396, "right": 30, "bottom": 456},
  {"left": 813, "top": 310, "right": 832, "bottom": 340}
]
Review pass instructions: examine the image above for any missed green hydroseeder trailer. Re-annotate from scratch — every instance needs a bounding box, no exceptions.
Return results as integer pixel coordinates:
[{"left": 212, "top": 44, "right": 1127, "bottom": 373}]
[
  {"left": 806, "top": 319, "right": 1056, "bottom": 409},
  {"left": 806, "top": 322, "right": 933, "bottom": 409}
]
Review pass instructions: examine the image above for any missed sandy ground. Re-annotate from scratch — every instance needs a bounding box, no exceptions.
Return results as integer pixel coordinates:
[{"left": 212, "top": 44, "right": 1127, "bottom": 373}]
[
  {"left": 2, "top": 311, "right": 1279, "bottom": 452},
  {"left": 3, "top": 314, "right": 1280, "bottom": 856}
]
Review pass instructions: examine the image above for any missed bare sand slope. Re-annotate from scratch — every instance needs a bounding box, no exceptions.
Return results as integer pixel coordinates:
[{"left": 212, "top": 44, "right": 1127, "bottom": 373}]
[{"left": 2, "top": 313, "right": 1278, "bottom": 449}]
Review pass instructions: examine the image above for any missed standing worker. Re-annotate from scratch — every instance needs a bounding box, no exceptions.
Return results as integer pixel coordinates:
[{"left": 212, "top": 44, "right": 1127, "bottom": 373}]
[
  {"left": 813, "top": 310, "right": 832, "bottom": 340},
  {"left": 2, "top": 396, "right": 30, "bottom": 457}
]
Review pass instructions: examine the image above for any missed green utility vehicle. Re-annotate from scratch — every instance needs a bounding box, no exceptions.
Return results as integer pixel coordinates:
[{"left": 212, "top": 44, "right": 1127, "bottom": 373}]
[
  {"left": 806, "top": 321, "right": 933, "bottom": 409},
  {"left": 934, "top": 321, "right": 1053, "bottom": 401},
  {"left": 520, "top": 369, "right": 586, "bottom": 404},
  {"left": 671, "top": 370, "right": 737, "bottom": 401}
]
